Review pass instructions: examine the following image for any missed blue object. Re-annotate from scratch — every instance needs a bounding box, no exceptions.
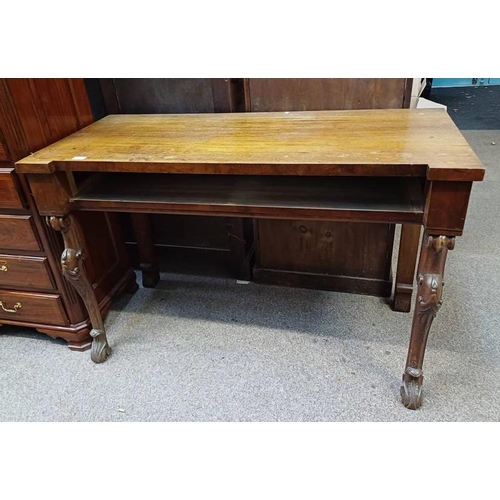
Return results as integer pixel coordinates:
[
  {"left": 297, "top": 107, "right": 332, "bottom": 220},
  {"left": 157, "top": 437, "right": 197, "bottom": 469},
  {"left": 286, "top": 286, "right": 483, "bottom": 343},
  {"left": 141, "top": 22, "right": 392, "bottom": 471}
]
[{"left": 432, "top": 78, "right": 500, "bottom": 88}]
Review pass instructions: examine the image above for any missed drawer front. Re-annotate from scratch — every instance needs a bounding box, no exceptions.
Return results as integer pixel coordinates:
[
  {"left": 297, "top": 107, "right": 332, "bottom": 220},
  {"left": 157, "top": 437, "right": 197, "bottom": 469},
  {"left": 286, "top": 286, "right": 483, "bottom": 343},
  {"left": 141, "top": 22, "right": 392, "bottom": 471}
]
[
  {"left": 0, "top": 168, "right": 24, "bottom": 209},
  {"left": 0, "top": 254, "right": 54, "bottom": 290},
  {"left": 0, "top": 290, "right": 68, "bottom": 326},
  {"left": 0, "top": 215, "right": 41, "bottom": 251}
]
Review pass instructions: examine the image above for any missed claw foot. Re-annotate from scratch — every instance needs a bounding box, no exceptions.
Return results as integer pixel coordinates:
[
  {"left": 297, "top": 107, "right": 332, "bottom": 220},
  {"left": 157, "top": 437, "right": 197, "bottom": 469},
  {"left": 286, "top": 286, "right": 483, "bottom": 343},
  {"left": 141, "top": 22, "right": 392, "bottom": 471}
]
[
  {"left": 90, "top": 329, "right": 111, "bottom": 363},
  {"left": 401, "top": 367, "right": 423, "bottom": 410}
]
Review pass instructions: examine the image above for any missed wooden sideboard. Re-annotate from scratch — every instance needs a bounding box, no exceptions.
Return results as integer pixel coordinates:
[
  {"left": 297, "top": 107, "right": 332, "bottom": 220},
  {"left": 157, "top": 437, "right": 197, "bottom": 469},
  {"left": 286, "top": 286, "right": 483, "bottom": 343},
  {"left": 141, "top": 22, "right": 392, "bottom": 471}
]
[
  {"left": 16, "top": 109, "right": 484, "bottom": 409},
  {"left": 0, "top": 79, "right": 136, "bottom": 350}
]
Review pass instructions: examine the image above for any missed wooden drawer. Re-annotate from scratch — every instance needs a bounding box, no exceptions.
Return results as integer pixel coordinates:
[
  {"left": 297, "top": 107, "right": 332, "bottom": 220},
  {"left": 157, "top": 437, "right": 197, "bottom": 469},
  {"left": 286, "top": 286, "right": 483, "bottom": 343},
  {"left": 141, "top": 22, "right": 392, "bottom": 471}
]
[
  {"left": 0, "top": 168, "right": 24, "bottom": 209},
  {"left": 0, "top": 290, "right": 68, "bottom": 326},
  {"left": 0, "top": 215, "right": 41, "bottom": 251},
  {"left": 0, "top": 254, "right": 54, "bottom": 290}
]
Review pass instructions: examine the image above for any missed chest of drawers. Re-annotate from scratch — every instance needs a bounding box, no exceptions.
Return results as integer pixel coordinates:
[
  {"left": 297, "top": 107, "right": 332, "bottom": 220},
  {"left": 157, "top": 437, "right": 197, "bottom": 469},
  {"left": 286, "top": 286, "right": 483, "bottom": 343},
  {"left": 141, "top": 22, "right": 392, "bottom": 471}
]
[{"left": 0, "top": 78, "right": 136, "bottom": 351}]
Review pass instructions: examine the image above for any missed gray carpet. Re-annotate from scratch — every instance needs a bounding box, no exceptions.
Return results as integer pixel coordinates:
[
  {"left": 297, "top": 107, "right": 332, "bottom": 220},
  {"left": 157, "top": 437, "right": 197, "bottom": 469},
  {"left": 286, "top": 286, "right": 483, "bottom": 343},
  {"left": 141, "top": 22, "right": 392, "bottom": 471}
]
[{"left": 1, "top": 130, "right": 499, "bottom": 421}]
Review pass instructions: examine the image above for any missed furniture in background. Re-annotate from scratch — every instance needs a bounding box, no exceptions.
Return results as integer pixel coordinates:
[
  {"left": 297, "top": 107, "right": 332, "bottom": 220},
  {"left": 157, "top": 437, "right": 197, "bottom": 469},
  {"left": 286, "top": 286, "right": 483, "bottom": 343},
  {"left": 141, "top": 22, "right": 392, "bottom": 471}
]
[
  {"left": 16, "top": 109, "right": 484, "bottom": 409},
  {"left": 0, "top": 78, "right": 135, "bottom": 350},
  {"left": 87, "top": 78, "right": 418, "bottom": 309}
]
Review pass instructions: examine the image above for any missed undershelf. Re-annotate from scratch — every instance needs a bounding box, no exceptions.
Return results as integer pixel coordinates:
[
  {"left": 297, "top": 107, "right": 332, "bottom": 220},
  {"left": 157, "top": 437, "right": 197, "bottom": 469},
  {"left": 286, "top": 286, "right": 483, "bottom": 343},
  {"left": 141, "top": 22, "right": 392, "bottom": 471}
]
[{"left": 71, "top": 173, "right": 424, "bottom": 224}]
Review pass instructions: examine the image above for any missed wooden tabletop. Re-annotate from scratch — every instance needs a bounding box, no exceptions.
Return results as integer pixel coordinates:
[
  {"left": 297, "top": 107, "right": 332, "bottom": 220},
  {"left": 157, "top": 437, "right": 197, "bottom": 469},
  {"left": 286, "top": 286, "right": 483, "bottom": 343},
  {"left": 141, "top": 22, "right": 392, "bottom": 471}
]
[{"left": 16, "top": 109, "right": 484, "bottom": 181}]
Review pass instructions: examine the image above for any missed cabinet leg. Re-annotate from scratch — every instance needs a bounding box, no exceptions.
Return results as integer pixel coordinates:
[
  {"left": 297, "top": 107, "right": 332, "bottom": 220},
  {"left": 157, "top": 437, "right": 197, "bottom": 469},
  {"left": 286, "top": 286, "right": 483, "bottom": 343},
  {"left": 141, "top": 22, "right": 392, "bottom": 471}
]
[
  {"left": 130, "top": 213, "right": 160, "bottom": 288},
  {"left": 394, "top": 224, "right": 421, "bottom": 312},
  {"left": 48, "top": 215, "right": 111, "bottom": 363},
  {"left": 67, "top": 339, "right": 93, "bottom": 351},
  {"left": 401, "top": 234, "right": 455, "bottom": 409}
]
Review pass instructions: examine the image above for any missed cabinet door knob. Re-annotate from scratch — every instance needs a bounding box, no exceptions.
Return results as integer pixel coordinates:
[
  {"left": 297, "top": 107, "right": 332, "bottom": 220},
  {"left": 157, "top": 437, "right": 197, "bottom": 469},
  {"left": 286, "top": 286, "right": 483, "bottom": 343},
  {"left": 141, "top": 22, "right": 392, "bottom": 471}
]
[
  {"left": 0, "top": 261, "right": 7, "bottom": 272},
  {"left": 0, "top": 301, "right": 22, "bottom": 313}
]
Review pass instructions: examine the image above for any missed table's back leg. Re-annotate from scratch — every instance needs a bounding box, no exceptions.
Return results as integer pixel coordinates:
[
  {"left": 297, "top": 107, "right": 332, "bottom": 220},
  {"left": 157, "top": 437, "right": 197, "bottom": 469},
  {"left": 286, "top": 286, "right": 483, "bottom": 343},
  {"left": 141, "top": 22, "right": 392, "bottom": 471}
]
[
  {"left": 130, "top": 213, "right": 160, "bottom": 288},
  {"left": 394, "top": 224, "right": 421, "bottom": 312},
  {"left": 401, "top": 234, "right": 455, "bottom": 409},
  {"left": 48, "top": 215, "right": 111, "bottom": 363}
]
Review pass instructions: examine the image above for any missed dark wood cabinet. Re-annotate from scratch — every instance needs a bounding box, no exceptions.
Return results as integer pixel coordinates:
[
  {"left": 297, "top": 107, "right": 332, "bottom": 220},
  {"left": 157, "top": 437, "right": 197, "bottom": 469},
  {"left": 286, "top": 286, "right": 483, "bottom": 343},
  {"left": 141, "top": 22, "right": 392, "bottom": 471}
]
[
  {"left": 99, "top": 78, "right": 244, "bottom": 114},
  {"left": 0, "top": 78, "right": 135, "bottom": 350},
  {"left": 244, "top": 78, "right": 411, "bottom": 111}
]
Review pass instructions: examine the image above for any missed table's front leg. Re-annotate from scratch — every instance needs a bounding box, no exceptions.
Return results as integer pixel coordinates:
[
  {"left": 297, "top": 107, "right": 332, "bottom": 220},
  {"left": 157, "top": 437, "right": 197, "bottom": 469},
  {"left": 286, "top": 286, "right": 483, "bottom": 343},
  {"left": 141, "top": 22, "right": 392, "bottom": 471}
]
[
  {"left": 48, "top": 214, "right": 111, "bottom": 363},
  {"left": 25, "top": 172, "right": 113, "bottom": 363},
  {"left": 401, "top": 233, "right": 455, "bottom": 409}
]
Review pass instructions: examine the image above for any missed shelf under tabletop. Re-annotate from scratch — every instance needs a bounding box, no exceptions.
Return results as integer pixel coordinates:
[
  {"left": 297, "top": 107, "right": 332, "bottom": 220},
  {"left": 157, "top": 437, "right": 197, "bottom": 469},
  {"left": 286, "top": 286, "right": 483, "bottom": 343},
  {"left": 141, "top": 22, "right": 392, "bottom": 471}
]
[{"left": 70, "top": 173, "right": 425, "bottom": 224}]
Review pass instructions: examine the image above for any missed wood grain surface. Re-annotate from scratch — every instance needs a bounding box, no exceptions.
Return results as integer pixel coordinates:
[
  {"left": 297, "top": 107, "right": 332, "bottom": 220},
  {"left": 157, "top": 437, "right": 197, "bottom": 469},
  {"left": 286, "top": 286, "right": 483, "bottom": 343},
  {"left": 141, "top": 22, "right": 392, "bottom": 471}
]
[
  {"left": 0, "top": 167, "right": 24, "bottom": 209},
  {"left": 0, "top": 289, "right": 68, "bottom": 325},
  {"left": 0, "top": 215, "right": 41, "bottom": 251},
  {"left": 244, "top": 78, "right": 406, "bottom": 297},
  {"left": 16, "top": 110, "right": 484, "bottom": 182},
  {"left": 245, "top": 78, "right": 409, "bottom": 111},
  {"left": 0, "top": 254, "right": 54, "bottom": 290}
]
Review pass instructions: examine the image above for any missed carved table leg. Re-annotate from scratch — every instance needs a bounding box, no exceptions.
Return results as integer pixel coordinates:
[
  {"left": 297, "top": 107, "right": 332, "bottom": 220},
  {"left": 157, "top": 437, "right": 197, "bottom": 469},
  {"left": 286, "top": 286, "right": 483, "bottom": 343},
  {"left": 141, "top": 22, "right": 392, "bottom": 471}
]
[
  {"left": 401, "top": 234, "right": 455, "bottom": 409},
  {"left": 48, "top": 214, "right": 111, "bottom": 363}
]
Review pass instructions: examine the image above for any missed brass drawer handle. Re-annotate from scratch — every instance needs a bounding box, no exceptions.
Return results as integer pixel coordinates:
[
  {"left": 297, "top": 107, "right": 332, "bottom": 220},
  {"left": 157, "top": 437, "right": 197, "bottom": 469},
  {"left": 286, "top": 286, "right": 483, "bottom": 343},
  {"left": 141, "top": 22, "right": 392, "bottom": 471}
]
[
  {"left": 0, "top": 301, "right": 22, "bottom": 313},
  {"left": 0, "top": 261, "right": 7, "bottom": 272}
]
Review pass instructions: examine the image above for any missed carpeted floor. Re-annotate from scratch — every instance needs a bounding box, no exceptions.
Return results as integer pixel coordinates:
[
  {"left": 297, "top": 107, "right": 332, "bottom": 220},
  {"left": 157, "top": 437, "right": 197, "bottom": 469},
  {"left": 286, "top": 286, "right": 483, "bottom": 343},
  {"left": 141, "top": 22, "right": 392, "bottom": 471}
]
[
  {"left": 429, "top": 85, "right": 500, "bottom": 130},
  {"left": 1, "top": 130, "right": 499, "bottom": 422}
]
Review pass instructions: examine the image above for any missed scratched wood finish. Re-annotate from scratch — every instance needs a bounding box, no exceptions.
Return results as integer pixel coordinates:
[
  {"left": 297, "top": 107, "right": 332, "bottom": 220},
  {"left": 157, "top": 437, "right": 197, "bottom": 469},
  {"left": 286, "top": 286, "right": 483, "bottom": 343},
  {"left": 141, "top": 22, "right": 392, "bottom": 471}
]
[
  {"left": 16, "top": 110, "right": 484, "bottom": 182},
  {"left": 0, "top": 254, "right": 54, "bottom": 291}
]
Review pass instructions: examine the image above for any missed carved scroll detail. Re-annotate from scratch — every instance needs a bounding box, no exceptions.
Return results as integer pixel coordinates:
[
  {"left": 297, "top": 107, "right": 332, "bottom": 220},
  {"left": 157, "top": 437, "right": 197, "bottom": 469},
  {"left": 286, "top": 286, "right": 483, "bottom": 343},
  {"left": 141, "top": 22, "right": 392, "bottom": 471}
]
[
  {"left": 428, "top": 235, "right": 456, "bottom": 253},
  {"left": 417, "top": 273, "right": 443, "bottom": 319},
  {"left": 90, "top": 329, "right": 111, "bottom": 363},
  {"left": 47, "top": 215, "right": 111, "bottom": 363},
  {"left": 48, "top": 215, "right": 71, "bottom": 234},
  {"left": 401, "top": 367, "right": 424, "bottom": 410},
  {"left": 61, "top": 248, "right": 83, "bottom": 279},
  {"left": 401, "top": 234, "right": 455, "bottom": 410}
]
